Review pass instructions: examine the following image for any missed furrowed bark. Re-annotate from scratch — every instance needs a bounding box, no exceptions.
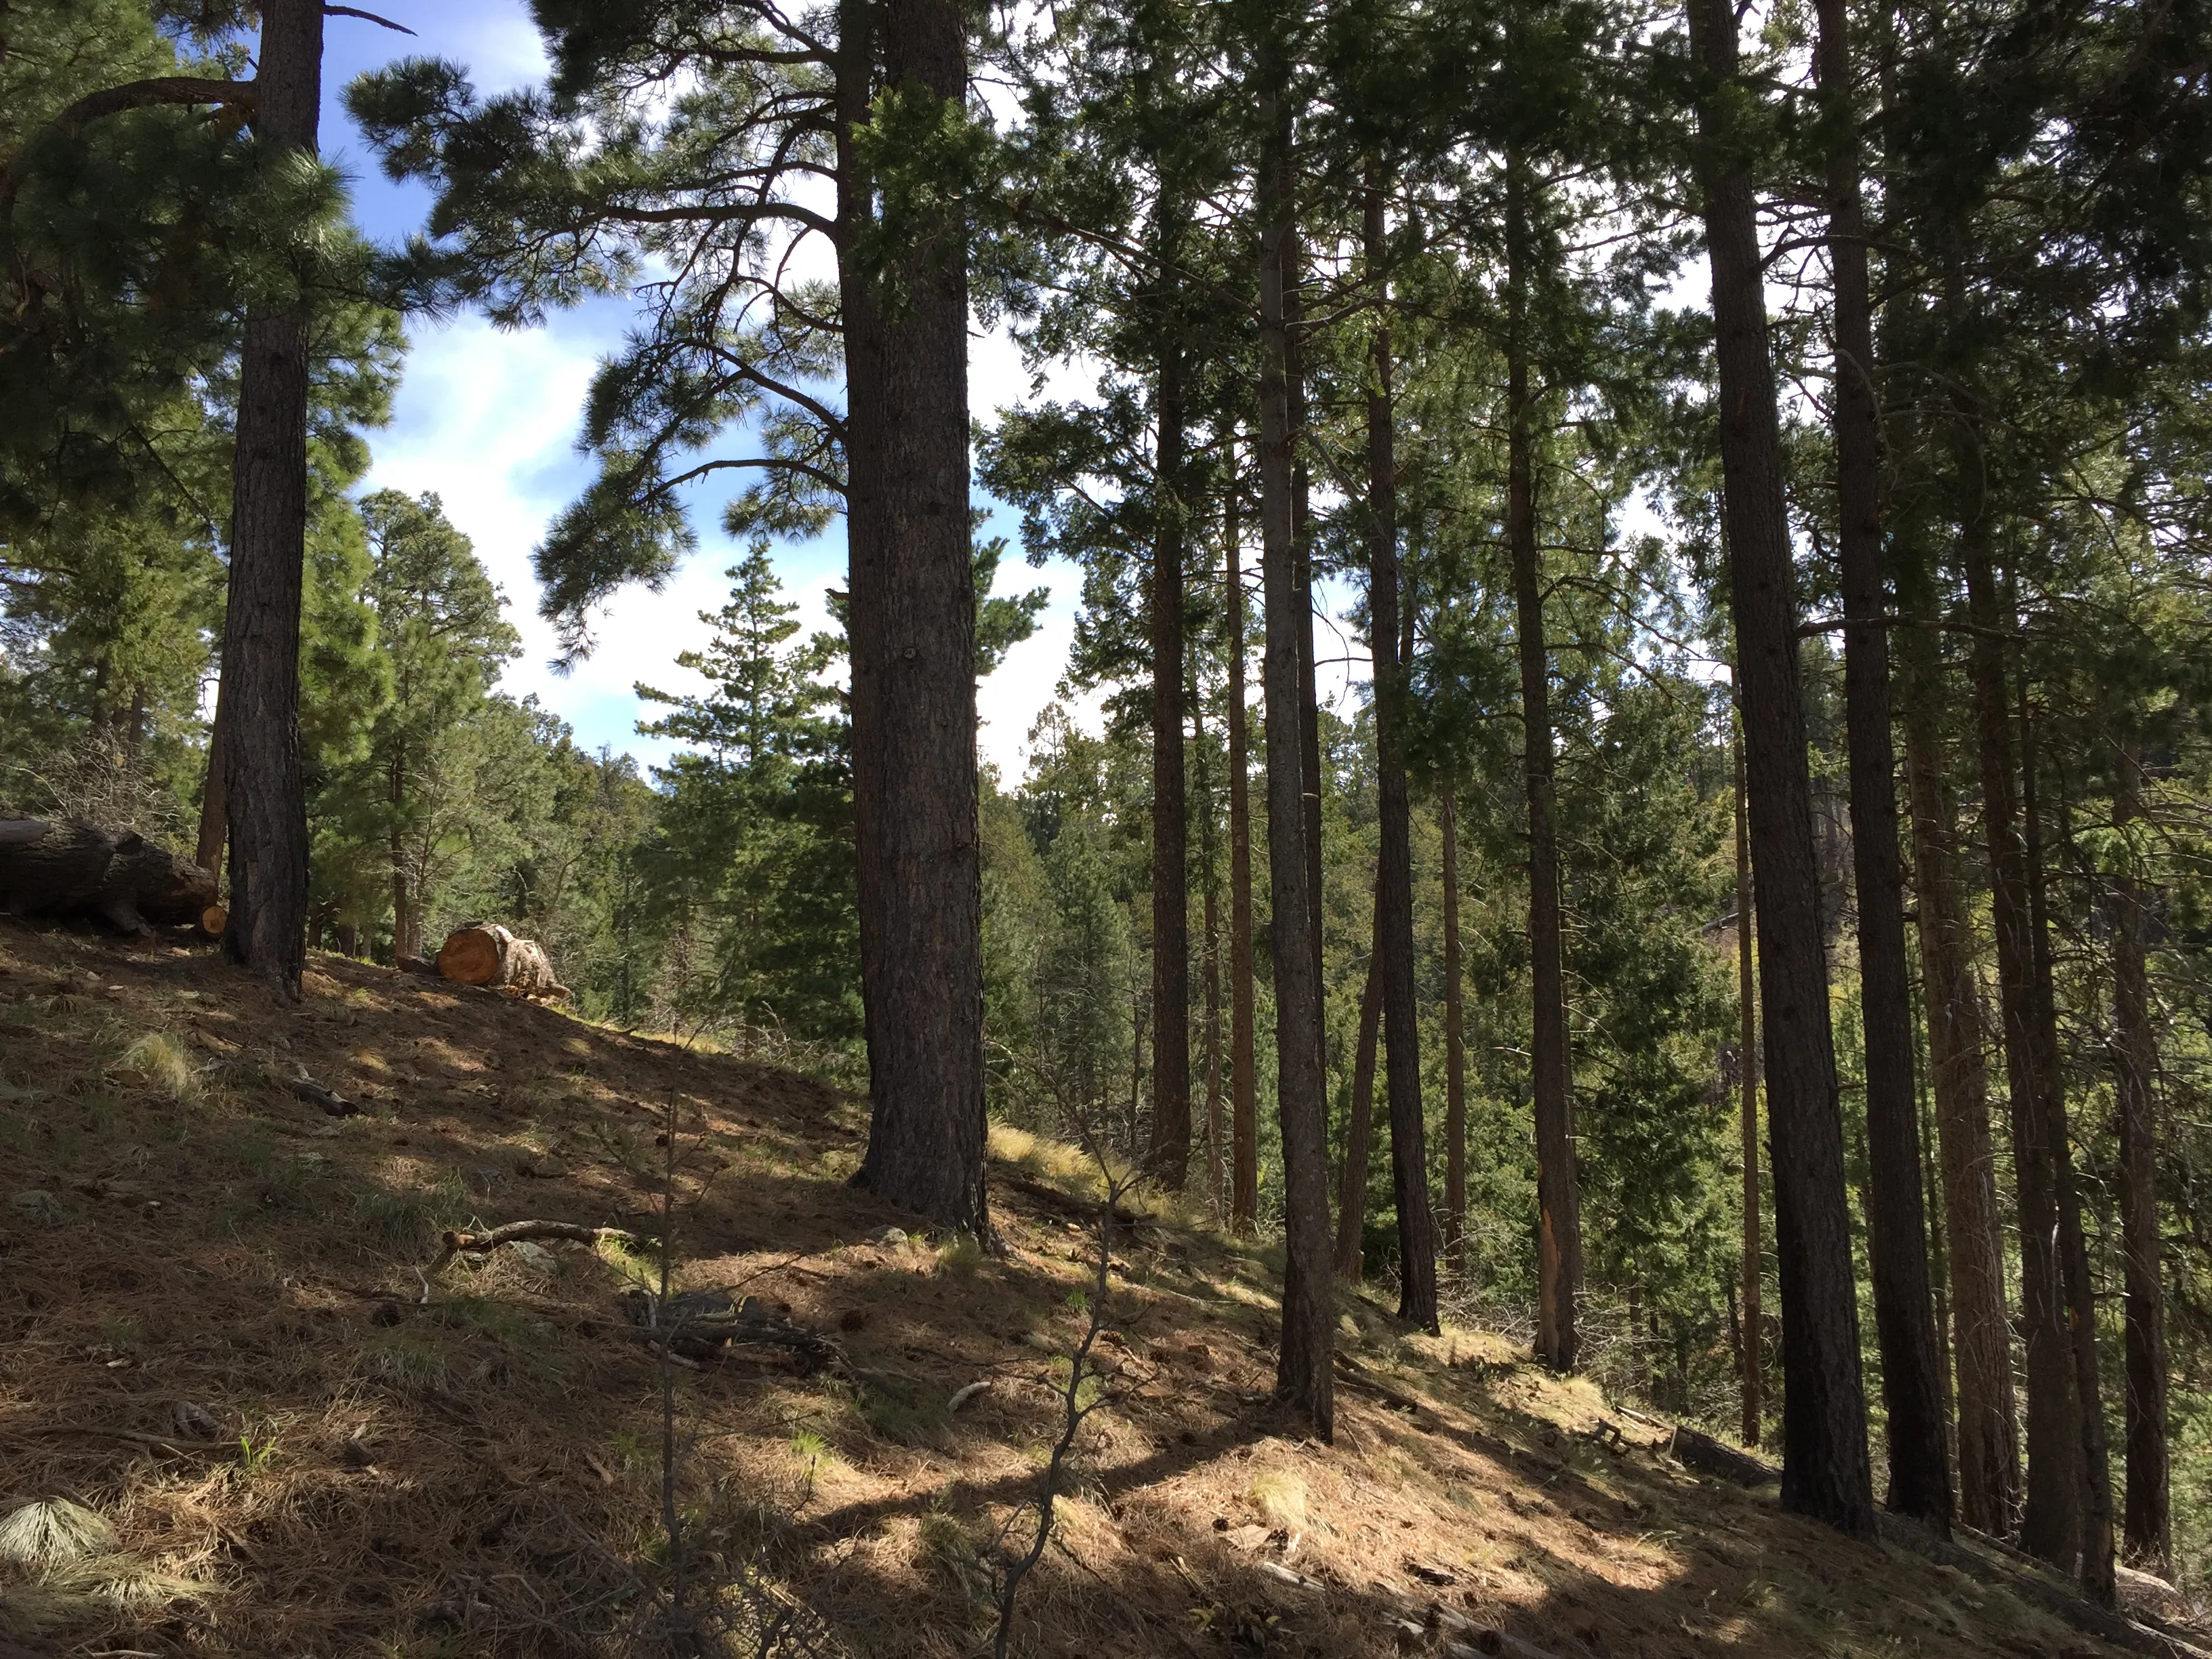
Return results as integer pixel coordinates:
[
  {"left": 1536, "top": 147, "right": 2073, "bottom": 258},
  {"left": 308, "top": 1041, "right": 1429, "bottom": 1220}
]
[
  {"left": 1692, "top": 0, "right": 1875, "bottom": 1538},
  {"left": 1955, "top": 459, "right": 2078, "bottom": 1568},
  {"left": 2022, "top": 697, "right": 2115, "bottom": 1605},
  {"left": 1736, "top": 715, "right": 1762, "bottom": 1448},
  {"left": 1441, "top": 783, "right": 1468, "bottom": 1271},
  {"left": 1195, "top": 657, "right": 1227, "bottom": 1219},
  {"left": 1149, "top": 300, "right": 1191, "bottom": 1191},
  {"left": 220, "top": 0, "right": 323, "bottom": 999},
  {"left": 1258, "top": 68, "right": 1331, "bottom": 1437},
  {"left": 1227, "top": 447, "right": 1261, "bottom": 1235},
  {"left": 1366, "top": 169, "right": 1439, "bottom": 1333},
  {"left": 1507, "top": 155, "right": 1578, "bottom": 1371},
  {"left": 1335, "top": 939, "right": 1382, "bottom": 1284},
  {"left": 843, "top": 0, "right": 989, "bottom": 1238},
  {"left": 1901, "top": 611, "right": 2020, "bottom": 1537},
  {"left": 2111, "top": 739, "right": 2169, "bottom": 1572},
  {"left": 1817, "top": 0, "right": 1951, "bottom": 1529}
]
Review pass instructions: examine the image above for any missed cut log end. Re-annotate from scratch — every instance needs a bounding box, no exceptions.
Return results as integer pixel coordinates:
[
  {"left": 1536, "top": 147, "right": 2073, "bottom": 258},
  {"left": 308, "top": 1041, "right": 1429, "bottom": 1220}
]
[
  {"left": 436, "top": 926, "right": 503, "bottom": 985},
  {"left": 200, "top": 905, "right": 227, "bottom": 938}
]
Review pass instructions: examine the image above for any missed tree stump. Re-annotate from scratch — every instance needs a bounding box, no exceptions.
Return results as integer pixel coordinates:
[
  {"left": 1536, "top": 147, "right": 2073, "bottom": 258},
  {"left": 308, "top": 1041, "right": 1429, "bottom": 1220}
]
[
  {"left": 435, "top": 924, "right": 568, "bottom": 999},
  {"left": 0, "top": 819, "right": 219, "bottom": 935}
]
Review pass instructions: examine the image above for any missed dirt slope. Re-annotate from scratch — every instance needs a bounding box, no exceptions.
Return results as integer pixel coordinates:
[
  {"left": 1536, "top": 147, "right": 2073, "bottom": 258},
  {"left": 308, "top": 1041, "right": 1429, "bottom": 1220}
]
[{"left": 0, "top": 918, "right": 2189, "bottom": 1658}]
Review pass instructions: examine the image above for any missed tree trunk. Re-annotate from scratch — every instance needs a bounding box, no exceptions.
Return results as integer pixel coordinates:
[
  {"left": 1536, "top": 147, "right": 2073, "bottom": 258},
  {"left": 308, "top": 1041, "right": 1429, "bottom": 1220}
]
[
  {"left": 389, "top": 754, "right": 417, "bottom": 964},
  {"left": 1195, "top": 656, "right": 1227, "bottom": 1221},
  {"left": 1335, "top": 941, "right": 1382, "bottom": 1284},
  {"left": 1441, "top": 784, "right": 1468, "bottom": 1271},
  {"left": 1956, "top": 474, "right": 2079, "bottom": 1568},
  {"left": 2022, "top": 699, "right": 2116, "bottom": 1605},
  {"left": 220, "top": 0, "right": 323, "bottom": 1000},
  {"left": 1366, "top": 171, "right": 1439, "bottom": 1334},
  {"left": 1901, "top": 617, "right": 2020, "bottom": 1536},
  {"left": 1149, "top": 317, "right": 1191, "bottom": 1191},
  {"left": 1736, "top": 716, "right": 1763, "bottom": 1449},
  {"left": 1691, "top": 0, "right": 1875, "bottom": 1540},
  {"left": 2111, "top": 738, "right": 2169, "bottom": 1573},
  {"left": 1227, "top": 445, "right": 1261, "bottom": 1236},
  {"left": 1816, "top": 0, "right": 1951, "bottom": 1529},
  {"left": 195, "top": 699, "right": 227, "bottom": 875},
  {"left": 842, "top": 0, "right": 988, "bottom": 1238},
  {"left": 1507, "top": 157, "right": 1578, "bottom": 1370},
  {"left": 1258, "top": 73, "right": 1332, "bottom": 1437}
]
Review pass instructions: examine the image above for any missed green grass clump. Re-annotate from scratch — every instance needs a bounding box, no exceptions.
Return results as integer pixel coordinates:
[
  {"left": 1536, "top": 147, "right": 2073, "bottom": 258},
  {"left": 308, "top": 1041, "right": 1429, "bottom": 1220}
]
[{"left": 115, "top": 1031, "right": 201, "bottom": 1103}]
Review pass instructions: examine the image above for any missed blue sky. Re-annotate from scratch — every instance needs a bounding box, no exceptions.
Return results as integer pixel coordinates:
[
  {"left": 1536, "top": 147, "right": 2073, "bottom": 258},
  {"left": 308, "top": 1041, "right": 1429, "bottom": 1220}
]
[{"left": 316, "top": 0, "right": 1115, "bottom": 780}]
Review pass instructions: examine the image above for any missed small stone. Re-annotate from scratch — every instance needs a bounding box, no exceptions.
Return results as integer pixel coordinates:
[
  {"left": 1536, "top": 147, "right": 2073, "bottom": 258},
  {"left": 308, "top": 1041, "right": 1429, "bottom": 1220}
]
[
  {"left": 510, "top": 1242, "right": 557, "bottom": 1275},
  {"left": 169, "top": 1400, "right": 222, "bottom": 1440},
  {"left": 865, "top": 1226, "right": 908, "bottom": 1246},
  {"left": 8, "top": 1189, "right": 64, "bottom": 1224}
]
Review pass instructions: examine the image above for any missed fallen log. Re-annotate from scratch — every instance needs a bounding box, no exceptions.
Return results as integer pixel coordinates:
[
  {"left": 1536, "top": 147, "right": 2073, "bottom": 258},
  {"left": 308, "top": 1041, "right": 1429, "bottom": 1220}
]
[
  {"left": 287, "top": 1074, "right": 361, "bottom": 1117},
  {"left": 1666, "top": 1424, "right": 1775, "bottom": 1486},
  {"left": 436, "top": 923, "right": 569, "bottom": 999},
  {"left": 1877, "top": 1513, "right": 2211, "bottom": 1659},
  {"left": 0, "top": 817, "right": 217, "bottom": 935},
  {"left": 429, "top": 1219, "right": 658, "bottom": 1275}
]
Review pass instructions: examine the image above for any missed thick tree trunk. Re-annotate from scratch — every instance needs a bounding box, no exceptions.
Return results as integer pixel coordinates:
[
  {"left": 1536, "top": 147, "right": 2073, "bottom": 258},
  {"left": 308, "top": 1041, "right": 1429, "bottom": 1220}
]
[
  {"left": 1901, "top": 615, "right": 2020, "bottom": 1536},
  {"left": 1507, "top": 159, "right": 1578, "bottom": 1370},
  {"left": 1736, "top": 718, "right": 1763, "bottom": 1448},
  {"left": 1441, "top": 785, "right": 1467, "bottom": 1271},
  {"left": 1957, "top": 488, "right": 2079, "bottom": 1568},
  {"left": 1227, "top": 455, "right": 1261, "bottom": 1235},
  {"left": 1258, "top": 79, "right": 1332, "bottom": 1437},
  {"left": 841, "top": 0, "right": 988, "bottom": 1238},
  {"left": 2111, "top": 739, "right": 2169, "bottom": 1572},
  {"left": 1366, "top": 173, "right": 1439, "bottom": 1333},
  {"left": 2022, "top": 705, "right": 2116, "bottom": 1605},
  {"left": 1149, "top": 322, "right": 1191, "bottom": 1191},
  {"left": 1335, "top": 941, "right": 1382, "bottom": 1284},
  {"left": 1816, "top": 0, "right": 1951, "bottom": 1529},
  {"left": 1692, "top": 0, "right": 1875, "bottom": 1540},
  {"left": 220, "top": 0, "right": 323, "bottom": 1000}
]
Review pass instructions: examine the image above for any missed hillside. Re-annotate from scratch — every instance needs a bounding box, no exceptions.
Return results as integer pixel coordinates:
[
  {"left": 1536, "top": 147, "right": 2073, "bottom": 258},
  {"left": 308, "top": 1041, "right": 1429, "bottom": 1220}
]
[{"left": 0, "top": 916, "right": 2198, "bottom": 1659}]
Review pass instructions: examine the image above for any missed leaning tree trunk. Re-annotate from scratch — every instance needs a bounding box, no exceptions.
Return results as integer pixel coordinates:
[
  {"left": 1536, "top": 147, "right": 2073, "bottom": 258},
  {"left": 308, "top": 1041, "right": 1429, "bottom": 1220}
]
[
  {"left": 1956, "top": 456, "right": 2079, "bottom": 1569},
  {"left": 1149, "top": 308, "right": 1192, "bottom": 1192},
  {"left": 1366, "top": 170, "right": 1439, "bottom": 1334},
  {"left": 841, "top": 0, "right": 988, "bottom": 1238},
  {"left": 220, "top": 0, "right": 324, "bottom": 999},
  {"left": 194, "top": 702, "right": 226, "bottom": 875},
  {"left": 1901, "top": 613, "right": 2020, "bottom": 1536},
  {"left": 1227, "top": 447, "right": 1261, "bottom": 1236},
  {"left": 1258, "top": 68, "right": 1332, "bottom": 1439},
  {"left": 1735, "top": 716, "right": 1763, "bottom": 1449},
  {"left": 1817, "top": 0, "right": 1951, "bottom": 1529},
  {"left": 2112, "top": 737, "right": 2170, "bottom": 1573},
  {"left": 1692, "top": 0, "right": 1875, "bottom": 1540},
  {"left": 1507, "top": 156, "right": 1579, "bottom": 1371},
  {"left": 1441, "top": 783, "right": 1468, "bottom": 1271},
  {"left": 1334, "top": 941, "right": 1382, "bottom": 1285},
  {"left": 2022, "top": 701, "right": 2116, "bottom": 1605}
]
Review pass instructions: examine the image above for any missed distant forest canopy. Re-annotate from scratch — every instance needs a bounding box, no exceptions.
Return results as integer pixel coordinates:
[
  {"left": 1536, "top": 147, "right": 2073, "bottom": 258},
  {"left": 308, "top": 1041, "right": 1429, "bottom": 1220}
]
[{"left": 5, "top": 0, "right": 2212, "bottom": 1609}]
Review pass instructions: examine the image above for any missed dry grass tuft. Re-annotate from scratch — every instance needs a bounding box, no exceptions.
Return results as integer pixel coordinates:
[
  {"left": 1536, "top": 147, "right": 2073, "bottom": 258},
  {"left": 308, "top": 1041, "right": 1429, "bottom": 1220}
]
[
  {"left": 115, "top": 1029, "right": 201, "bottom": 1103},
  {"left": 0, "top": 1499, "right": 115, "bottom": 1570}
]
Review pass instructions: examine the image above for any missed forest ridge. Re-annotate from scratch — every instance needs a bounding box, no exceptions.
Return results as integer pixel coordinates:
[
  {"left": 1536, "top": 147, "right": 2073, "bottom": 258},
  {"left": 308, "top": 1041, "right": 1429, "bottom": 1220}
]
[{"left": 1, "top": 0, "right": 2209, "bottom": 1648}]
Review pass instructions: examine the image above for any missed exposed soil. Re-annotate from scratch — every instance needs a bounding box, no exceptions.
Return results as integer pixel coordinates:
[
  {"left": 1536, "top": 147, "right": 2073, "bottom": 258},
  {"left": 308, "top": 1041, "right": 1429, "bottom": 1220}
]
[{"left": 0, "top": 917, "right": 2188, "bottom": 1658}]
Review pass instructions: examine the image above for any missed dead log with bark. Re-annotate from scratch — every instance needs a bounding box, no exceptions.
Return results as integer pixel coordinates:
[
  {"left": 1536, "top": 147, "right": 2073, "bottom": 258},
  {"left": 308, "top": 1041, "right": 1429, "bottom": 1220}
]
[
  {"left": 0, "top": 818, "right": 218, "bottom": 935},
  {"left": 435, "top": 923, "right": 569, "bottom": 999},
  {"left": 1668, "top": 1424, "right": 1777, "bottom": 1486}
]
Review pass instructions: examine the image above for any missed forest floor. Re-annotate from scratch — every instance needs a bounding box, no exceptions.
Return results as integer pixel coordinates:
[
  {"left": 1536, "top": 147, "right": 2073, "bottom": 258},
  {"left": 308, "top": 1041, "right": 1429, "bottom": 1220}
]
[{"left": 0, "top": 917, "right": 2202, "bottom": 1659}]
